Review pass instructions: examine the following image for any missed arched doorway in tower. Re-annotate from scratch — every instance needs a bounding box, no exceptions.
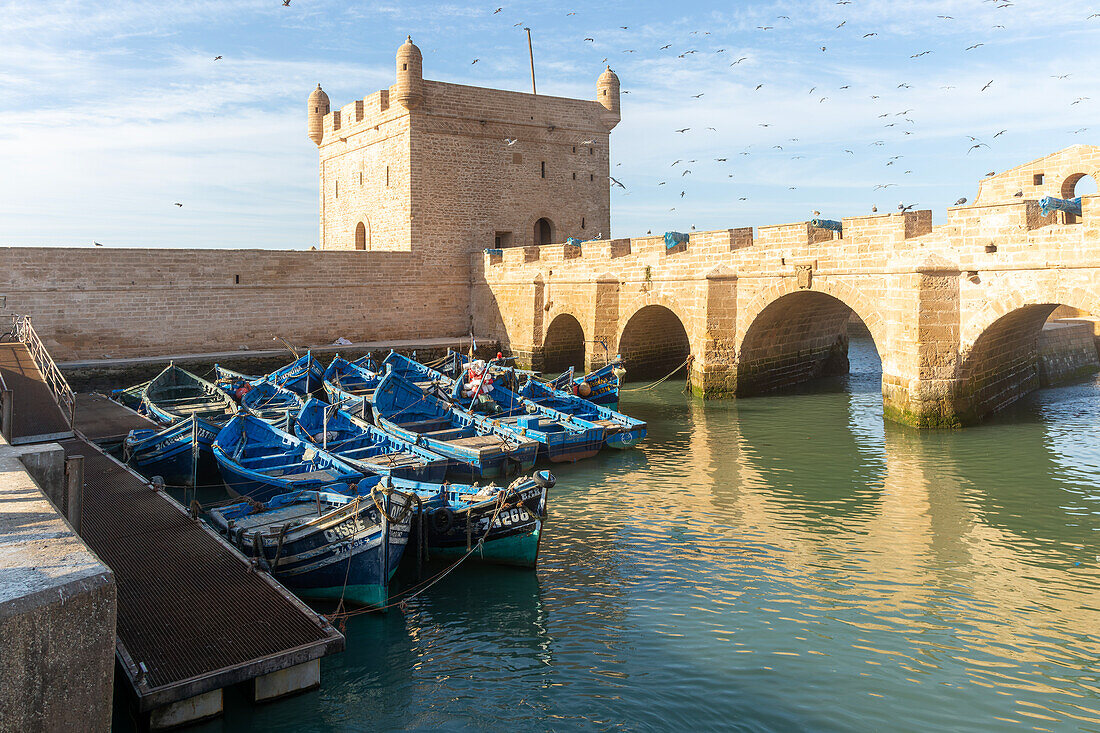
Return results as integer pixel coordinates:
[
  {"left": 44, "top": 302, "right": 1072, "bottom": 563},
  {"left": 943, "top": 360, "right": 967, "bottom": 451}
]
[
  {"left": 354, "top": 220, "right": 369, "bottom": 250},
  {"left": 617, "top": 305, "right": 691, "bottom": 380},
  {"left": 736, "top": 291, "right": 882, "bottom": 396},
  {"left": 542, "top": 314, "right": 586, "bottom": 373},
  {"left": 534, "top": 217, "right": 554, "bottom": 246}
]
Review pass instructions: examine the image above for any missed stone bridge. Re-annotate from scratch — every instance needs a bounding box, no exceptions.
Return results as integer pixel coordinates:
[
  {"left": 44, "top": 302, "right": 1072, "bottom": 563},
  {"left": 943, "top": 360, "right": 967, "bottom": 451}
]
[{"left": 472, "top": 146, "right": 1100, "bottom": 427}]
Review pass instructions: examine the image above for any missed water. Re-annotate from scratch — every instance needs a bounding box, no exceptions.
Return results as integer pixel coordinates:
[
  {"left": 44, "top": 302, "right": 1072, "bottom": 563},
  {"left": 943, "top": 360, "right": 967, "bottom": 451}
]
[{"left": 160, "top": 339, "right": 1100, "bottom": 732}]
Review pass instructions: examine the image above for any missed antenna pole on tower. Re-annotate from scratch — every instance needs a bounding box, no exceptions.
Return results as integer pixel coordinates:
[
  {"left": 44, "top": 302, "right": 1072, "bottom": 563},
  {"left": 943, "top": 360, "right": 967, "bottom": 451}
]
[{"left": 525, "top": 27, "right": 536, "bottom": 95}]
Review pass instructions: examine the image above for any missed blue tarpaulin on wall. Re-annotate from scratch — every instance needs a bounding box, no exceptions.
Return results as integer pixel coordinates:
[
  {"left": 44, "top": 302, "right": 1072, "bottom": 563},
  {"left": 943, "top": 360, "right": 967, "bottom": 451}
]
[
  {"left": 664, "top": 231, "right": 689, "bottom": 250},
  {"left": 566, "top": 237, "right": 583, "bottom": 247},
  {"left": 1039, "top": 196, "right": 1082, "bottom": 217}
]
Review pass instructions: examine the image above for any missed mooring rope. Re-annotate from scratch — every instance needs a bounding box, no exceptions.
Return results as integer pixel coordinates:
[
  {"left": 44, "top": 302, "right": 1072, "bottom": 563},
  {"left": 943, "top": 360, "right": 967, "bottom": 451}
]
[
  {"left": 325, "top": 489, "right": 510, "bottom": 624},
  {"left": 620, "top": 355, "right": 694, "bottom": 392}
]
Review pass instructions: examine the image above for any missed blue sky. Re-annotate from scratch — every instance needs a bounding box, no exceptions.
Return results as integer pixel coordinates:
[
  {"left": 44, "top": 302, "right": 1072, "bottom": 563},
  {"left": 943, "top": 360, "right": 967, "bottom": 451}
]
[{"left": 2, "top": 0, "right": 1098, "bottom": 248}]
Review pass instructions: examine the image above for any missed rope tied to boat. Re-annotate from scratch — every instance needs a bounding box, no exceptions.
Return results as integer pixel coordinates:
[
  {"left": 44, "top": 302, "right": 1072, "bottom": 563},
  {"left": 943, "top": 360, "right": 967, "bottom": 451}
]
[
  {"left": 324, "top": 483, "right": 512, "bottom": 624},
  {"left": 620, "top": 354, "right": 694, "bottom": 393}
]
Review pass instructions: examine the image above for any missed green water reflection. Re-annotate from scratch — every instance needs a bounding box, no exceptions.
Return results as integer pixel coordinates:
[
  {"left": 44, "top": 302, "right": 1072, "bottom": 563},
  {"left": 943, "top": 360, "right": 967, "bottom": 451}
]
[{"left": 167, "top": 339, "right": 1100, "bottom": 732}]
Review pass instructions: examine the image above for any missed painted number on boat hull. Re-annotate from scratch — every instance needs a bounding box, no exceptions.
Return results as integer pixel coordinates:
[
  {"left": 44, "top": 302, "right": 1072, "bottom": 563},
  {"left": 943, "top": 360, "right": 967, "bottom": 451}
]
[{"left": 324, "top": 516, "right": 366, "bottom": 542}]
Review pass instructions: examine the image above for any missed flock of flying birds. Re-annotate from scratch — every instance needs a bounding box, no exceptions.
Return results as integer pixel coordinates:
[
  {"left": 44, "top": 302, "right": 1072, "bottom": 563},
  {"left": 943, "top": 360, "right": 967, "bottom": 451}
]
[
  {"left": 161, "top": 1, "right": 1094, "bottom": 234},
  {"left": 476, "top": 1, "right": 1097, "bottom": 225}
]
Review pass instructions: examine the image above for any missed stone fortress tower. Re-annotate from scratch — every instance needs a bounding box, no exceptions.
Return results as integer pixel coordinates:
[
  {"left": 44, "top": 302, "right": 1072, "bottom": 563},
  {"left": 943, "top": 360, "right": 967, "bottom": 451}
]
[{"left": 308, "top": 36, "right": 620, "bottom": 256}]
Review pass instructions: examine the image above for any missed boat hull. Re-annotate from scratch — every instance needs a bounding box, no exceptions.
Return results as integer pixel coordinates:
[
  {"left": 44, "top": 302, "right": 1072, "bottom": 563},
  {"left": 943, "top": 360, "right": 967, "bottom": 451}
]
[
  {"left": 124, "top": 417, "right": 220, "bottom": 485},
  {"left": 213, "top": 492, "right": 410, "bottom": 609},
  {"left": 411, "top": 481, "right": 547, "bottom": 568}
]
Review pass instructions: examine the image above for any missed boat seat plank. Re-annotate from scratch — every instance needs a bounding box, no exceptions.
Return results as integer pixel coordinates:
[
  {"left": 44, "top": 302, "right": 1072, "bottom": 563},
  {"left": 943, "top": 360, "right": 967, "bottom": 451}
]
[
  {"left": 397, "top": 418, "right": 451, "bottom": 432},
  {"left": 266, "top": 468, "right": 344, "bottom": 482},
  {"left": 447, "top": 435, "right": 505, "bottom": 448}
]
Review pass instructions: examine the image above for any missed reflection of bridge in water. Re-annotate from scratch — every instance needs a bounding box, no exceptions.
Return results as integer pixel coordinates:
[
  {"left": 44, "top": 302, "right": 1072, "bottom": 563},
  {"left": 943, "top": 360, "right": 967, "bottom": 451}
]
[{"left": 475, "top": 146, "right": 1100, "bottom": 427}]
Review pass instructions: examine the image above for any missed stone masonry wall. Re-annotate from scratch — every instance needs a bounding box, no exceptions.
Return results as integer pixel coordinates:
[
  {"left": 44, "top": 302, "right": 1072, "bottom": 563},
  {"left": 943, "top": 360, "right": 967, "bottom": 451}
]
[{"left": 0, "top": 247, "right": 468, "bottom": 360}]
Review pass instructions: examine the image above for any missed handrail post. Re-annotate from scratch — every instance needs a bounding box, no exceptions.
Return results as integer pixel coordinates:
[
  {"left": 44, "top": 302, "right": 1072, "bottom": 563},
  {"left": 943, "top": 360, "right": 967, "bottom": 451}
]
[
  {"left": 1, "top": 390, "right": 12, "bottom": 442},
  {"left": 65, "top": 454, "right": 84, "bottom": 534}
]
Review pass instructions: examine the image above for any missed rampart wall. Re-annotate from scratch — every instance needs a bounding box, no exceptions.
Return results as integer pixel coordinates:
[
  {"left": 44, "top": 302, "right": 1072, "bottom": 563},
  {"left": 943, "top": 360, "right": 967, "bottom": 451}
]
[{"left": 0, "top": 247, "right": 469, "bottom": 360}]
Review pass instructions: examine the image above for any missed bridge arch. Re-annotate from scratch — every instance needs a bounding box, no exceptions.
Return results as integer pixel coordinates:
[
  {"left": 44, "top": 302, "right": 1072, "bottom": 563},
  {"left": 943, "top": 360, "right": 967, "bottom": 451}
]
[
  {"left": 956, "top": 287, "right": 1100, "bottom": 422},
  {"left": 541, "top": 312, "right": 586, "bottom": 373},
  {"left": 617, "top": 304, "right": 691, "bottom": 380},
  {"left": 735, "top": 279, "right": 887, "bottom": 396}
]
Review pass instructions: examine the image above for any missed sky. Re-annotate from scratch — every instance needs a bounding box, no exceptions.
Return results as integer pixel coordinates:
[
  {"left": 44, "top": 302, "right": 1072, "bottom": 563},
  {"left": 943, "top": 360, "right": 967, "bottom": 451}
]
[{"left": 1, "top": 0, "right": 1098, "bottom": 249}]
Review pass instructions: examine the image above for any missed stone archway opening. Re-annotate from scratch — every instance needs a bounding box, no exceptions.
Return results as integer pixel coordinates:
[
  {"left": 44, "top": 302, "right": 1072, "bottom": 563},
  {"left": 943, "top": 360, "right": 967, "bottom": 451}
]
[
  {"left": 1061, "top": 173, "right": 1098, "bottom": 199},
  {"left": 542, "top": 314, "right": 586, "bottom": 374},
  {"left": 354, "top": 221, "right": 367, "bottom": 250},
  {"left": 535, "top": 217, "right": 554, "bottom": 246},
  {"left": 958, "top": 303, "right": 1100, "bottom": 422},
  {"left": 618, "top": 305, "right": 690, "bottom": 380},
  {"left": 736, "top": 291, "right": 881, "bottom": 396}
]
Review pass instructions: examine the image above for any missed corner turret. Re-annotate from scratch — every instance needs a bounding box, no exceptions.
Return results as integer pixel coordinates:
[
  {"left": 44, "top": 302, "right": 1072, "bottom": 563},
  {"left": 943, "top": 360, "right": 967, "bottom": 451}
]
[
  {"left": 307, "top": 83, "right": 330, "bottom": 145},
  {"left": 395, "top": 35, "right": 424, "bottom": 110},
  {"left": 597, "top": 66, "right": 620, "bottom": 129}
]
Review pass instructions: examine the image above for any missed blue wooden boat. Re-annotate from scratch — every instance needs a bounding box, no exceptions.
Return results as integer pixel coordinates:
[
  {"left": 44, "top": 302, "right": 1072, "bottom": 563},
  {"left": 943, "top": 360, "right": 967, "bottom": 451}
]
[
  {"left": 267, "top": 352, "right": 325, "bottom": 397},
  {"left": 372, "top": 370, "right": 537, "bottom": 482},
  {"left": 213, "top": 364, "right": 260, "bottom": 400},
  {"left": 240, "top": 379, "right": 304, "bottom": 428},
  {"left": 212, "top": 415, "right": 364, "bottom": 501},
  {"left": 446, "top": 351, "right": 642, "bottom": 447},
  {"left": 548, "top": 361, "right": 624, "bottom": 406},
  {"left": 387, "top": 469, "right": 554, "bottom": 568},
  {"left": 110, "top": 380, "right": 151, "bottom": 413},
  {"left": 322, "top": 356, "right": 382, "bottom": 415},
  {"left": 383, "top": 352, "right": 607, "bottom": 463},
  {"left": 516, "top": 376, "right": 646, "bottom": 449},
  {"left": 123, "top": 415, "right": 222, "bottom": 485},
  {"left": 141, "top": 364, "right": 236, "bottom": 426},
  {"left": 294, "top": 398, "right": 449, "bottom": 482},
  {"left": 207, "top": 486, "right": 412, "bottom": 609}
]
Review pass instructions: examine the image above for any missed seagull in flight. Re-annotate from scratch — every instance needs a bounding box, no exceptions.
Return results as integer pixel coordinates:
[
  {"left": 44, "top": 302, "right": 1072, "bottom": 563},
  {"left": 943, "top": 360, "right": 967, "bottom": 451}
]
[
  {"left": 981, "top": 80, "right": 994, "bottom": 91},
  {"left": 966, "top": 43, "right": 984, "bottom": 50},
  {"left": 967, "top": 143, "right": 989, "bottom": 154},
  {"left": 214, "top": 55, "right": 222, "bottom": 60},
  {"left": 174, "top": 202, "right": 183, "bottom": 207},
  {"left": 609, "top": 176, "right": 626, "bottom": 189},
  {"left": 504, "top": 137, "right": 517, "bottom": 146}
]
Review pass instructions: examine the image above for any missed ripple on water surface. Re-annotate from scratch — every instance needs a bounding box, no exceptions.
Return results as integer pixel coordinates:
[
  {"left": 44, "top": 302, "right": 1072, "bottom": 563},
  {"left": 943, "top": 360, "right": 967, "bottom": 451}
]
[{"left": 174, "top": 340, "right": 1100, "bottom": 733}]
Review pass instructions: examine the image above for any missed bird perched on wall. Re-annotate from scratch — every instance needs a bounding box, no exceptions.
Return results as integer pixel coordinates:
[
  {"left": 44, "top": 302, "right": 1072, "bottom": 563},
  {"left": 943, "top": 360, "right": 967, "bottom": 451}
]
[
  {"left": 872, "top": 206, "right": 878, "bottom": 212},
  {"left": 1014, "top": 190, "right": 1024, "bottom": 197},
  {"left": 93, "top": 241, "right": 103, "bottom": 246},
  {"left": 954, "top": 197, "right": 968, "bottom": 205}
]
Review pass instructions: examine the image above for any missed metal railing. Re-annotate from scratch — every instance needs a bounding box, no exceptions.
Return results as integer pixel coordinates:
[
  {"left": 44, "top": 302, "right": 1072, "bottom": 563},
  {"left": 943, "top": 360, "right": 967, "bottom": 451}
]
[{"left": 2, "top": 314, "right": 76, "bottom": 427}]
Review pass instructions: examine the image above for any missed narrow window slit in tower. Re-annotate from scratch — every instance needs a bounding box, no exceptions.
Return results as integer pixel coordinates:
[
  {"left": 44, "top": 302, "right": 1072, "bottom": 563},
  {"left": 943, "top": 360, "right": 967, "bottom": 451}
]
[{"left": 541, "top": 161, "right": 546, "bottom": 178}]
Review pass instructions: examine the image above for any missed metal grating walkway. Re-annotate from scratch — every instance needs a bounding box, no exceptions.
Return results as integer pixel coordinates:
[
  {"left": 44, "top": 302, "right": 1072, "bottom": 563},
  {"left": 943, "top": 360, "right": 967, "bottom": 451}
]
[
  {"left": 0, "top": 342, "right": 72, "bottom": 443},
  {"left": 60, "top": 437, "right": 343, "bottom": 711},
  {"left": 74, "top": 392, "right": 156, "bottom": 444}
]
